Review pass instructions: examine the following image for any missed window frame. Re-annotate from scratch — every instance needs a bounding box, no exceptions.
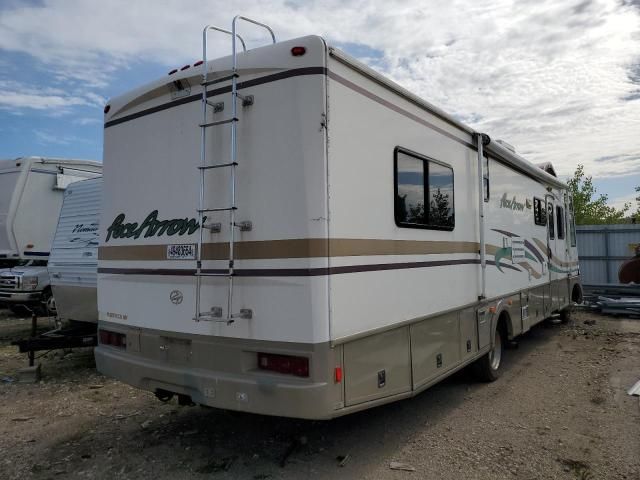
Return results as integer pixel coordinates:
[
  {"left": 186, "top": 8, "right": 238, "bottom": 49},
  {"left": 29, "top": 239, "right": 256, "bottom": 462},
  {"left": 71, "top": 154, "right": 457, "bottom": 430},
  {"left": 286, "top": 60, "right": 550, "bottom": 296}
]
[
  {"left": 394, "top": 146, "right": 455, "bottom": 231},
  {"left": 556, "top": 205, "right": 565, "bottom": 240},
  {"left": 533, "top": 197, "right": 546, "bottom": 226}
]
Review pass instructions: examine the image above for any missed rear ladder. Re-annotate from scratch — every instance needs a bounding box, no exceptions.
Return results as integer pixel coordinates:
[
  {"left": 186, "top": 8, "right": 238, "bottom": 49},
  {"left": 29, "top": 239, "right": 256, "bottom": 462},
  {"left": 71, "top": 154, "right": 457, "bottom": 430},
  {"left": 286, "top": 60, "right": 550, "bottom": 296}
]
[{"left": 194, "top": 16, "right": 276, "bottom": 324}]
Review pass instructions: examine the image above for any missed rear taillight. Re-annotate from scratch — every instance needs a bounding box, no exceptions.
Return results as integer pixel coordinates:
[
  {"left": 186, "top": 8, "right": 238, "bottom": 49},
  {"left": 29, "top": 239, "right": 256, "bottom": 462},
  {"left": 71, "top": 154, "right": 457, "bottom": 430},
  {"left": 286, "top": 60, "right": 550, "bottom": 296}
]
[
  {"left": 257, "top": 353, "right": 309, "bottom": 377},
  {"left": 99, "top": 329, "right": 126, "bottom": 349}
]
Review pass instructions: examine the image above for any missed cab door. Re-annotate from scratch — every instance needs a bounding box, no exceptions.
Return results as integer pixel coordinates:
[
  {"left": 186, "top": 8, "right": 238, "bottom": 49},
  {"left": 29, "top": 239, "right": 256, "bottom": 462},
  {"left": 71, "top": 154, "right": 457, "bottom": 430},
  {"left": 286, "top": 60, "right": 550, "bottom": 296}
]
[{"left": 545, "top": 196, "right": 560, "bottom": 311}]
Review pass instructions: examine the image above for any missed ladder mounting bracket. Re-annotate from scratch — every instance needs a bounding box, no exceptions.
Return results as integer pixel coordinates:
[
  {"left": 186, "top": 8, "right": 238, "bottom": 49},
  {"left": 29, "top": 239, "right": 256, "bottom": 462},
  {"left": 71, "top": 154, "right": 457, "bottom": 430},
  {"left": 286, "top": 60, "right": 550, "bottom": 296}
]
[
  {"left": 238, "top": 94, "right": 254, "bottom": 107},
  {"left": 235, "top": 221, "right": 252, "bottom": 232},
  {"left": 203, "top": 222, "right": 222, "bottom": 233}
]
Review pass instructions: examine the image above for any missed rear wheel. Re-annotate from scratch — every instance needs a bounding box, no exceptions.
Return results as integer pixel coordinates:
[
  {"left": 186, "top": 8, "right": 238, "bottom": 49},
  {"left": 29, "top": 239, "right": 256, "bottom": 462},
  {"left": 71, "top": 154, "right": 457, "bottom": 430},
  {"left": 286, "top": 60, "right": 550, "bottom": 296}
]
[
  {"left": 559, "top": 307, "right": 572, "bottom": 324},
  {"left": 473, "top": 326, "right": 504, "bottom": 382}
]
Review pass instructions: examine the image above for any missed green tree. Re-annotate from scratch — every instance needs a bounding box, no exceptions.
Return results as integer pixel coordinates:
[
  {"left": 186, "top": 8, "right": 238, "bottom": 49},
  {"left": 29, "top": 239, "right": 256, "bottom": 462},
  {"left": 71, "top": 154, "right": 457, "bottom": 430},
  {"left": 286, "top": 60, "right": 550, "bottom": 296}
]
[{"left": 567, "top": 164, "right": 629, "bottom": 225}]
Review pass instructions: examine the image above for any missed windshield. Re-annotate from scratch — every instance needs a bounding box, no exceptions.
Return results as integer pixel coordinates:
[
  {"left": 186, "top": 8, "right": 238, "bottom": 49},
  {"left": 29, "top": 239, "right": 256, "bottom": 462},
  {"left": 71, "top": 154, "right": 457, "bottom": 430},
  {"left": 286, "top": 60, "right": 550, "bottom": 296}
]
[{"left": 0, "top": 259, "right": 47, "bottom": 268}]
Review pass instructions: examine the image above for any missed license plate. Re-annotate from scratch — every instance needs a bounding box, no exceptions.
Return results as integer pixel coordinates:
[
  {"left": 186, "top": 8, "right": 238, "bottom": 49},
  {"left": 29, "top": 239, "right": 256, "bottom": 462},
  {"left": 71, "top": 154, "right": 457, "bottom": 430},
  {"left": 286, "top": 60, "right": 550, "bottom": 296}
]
[{"left": 166, "top": 244, "right": 196, "bottom": 260}]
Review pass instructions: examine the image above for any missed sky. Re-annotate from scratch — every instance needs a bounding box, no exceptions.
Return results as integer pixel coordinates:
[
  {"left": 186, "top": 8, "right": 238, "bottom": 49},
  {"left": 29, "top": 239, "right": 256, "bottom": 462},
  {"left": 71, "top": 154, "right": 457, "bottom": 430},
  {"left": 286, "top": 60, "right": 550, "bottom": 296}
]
[{"left": 0, "top": 0, "right": 638, "bottom": 211}]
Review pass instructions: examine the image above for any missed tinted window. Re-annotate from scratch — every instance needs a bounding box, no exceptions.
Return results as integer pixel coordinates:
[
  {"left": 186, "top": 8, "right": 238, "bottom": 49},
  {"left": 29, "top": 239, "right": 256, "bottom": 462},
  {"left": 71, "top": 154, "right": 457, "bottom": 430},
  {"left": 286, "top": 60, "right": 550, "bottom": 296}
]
[
  {"left": 533, "top": 197, "right": 546, "bottom": 226},
  {"left": 548, "top": 203, "right": 555, "bottom": 239},
  {"left": 395, "top": 149, "right": 454, "bottom": 230},
  {"left": 557, "top": 206, "right": 565, "bottom": 239}
]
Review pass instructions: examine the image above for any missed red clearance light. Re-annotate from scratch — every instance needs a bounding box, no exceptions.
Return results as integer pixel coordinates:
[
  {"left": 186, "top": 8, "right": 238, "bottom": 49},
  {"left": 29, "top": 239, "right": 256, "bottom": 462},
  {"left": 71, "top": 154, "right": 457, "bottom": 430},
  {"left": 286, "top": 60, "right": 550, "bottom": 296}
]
[
  {"left": 334, "top": 366, "right": 343, "bottom": 383},
  {"left": 291, "top": 46, "right": 306, "bottom": 56},
  {"left": 193, "top": 60, "right": 203, "bottom": 67},
  {"left": 180, "top": 64, "right": 190, "bottom": 71},
  {"left": 103, "top": 104, "right": 111, "bottom": 114},
  {"left": 258, "top": 353, "right": 309, "bottom": 377},
  {"left": 99, "top": 329, "right": 126, "bottom": 349},
  {"left": 168, "top": 69, "right": 178, "bottom": 75}
]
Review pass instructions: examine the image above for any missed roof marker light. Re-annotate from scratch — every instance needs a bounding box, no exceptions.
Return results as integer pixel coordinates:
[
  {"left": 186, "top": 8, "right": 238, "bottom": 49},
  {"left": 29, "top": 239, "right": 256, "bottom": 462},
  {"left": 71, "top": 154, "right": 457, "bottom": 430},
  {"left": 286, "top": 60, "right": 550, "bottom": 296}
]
[
  {"left": 180, "top": 64, "right": 190, "bottom": 71},
  {"left": 168, "top": 69, "right": 178, "bottom": 75},
  {"left": 291, "top": 46, "right": 306, "bottom": 56},
  {"left": 103, "top": 104, "right": 111, "bottom": 114},
  {"left": 193, "top": 60, "right": 203, "bottom": 67}
]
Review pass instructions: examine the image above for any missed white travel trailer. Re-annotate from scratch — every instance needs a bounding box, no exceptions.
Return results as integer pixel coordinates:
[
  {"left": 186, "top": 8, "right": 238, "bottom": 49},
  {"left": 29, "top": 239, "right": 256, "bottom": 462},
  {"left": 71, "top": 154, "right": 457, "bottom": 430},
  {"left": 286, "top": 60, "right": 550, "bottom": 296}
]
[
  {"left": 0, "top": 157, "right": 102, "bottom": 313},
  {"left": 48, "top": 178, "right": 102, "bottom": 324},
  {"left": 96, "top": 17, "right": 581, "bottom": 419}
]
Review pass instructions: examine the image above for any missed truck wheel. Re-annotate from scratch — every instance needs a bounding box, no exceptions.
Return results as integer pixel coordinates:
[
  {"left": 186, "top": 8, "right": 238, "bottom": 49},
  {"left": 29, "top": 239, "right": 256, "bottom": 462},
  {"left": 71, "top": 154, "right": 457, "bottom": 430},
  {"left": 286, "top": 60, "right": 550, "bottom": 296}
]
[
  {"left": 473, "top": 325, "right": 504, "bottom": 382},
  {"left": 41, "top": 289, "right": 56, "bottom": 317},
  {"left": 560, "top": 307, "right": 572, "bottom": 324}
]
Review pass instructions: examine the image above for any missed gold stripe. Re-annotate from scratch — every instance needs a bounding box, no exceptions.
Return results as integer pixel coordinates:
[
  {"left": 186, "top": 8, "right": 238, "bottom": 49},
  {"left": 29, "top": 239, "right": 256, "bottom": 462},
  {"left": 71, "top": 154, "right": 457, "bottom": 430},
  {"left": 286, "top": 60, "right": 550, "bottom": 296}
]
[{"left": 99, "top": 239, "right": 480, "bottom": 261}]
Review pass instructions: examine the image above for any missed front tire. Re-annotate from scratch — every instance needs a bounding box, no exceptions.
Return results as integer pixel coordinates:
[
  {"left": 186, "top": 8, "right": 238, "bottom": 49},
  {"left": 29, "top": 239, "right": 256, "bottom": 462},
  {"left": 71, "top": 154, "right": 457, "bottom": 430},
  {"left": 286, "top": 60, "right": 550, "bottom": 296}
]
[
  {"left": 473, "top": 326, "right": 504, "bottom": 382},
  {"left": 40, "top": 289, "right": 56, "bottom": 317}
]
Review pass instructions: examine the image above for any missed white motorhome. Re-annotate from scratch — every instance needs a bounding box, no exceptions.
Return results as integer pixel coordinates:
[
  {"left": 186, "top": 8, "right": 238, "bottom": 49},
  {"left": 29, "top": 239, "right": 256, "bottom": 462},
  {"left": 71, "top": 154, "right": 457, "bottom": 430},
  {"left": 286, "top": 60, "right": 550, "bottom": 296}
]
[
  {"left": 48, "top": 178, "right": 102, "bottom": 324},
  {"left": 96, "top": 17, "right": 581, "bottom": 419},
  {"left": 0, "top": 157, "right": 102, "bottom": 314}
]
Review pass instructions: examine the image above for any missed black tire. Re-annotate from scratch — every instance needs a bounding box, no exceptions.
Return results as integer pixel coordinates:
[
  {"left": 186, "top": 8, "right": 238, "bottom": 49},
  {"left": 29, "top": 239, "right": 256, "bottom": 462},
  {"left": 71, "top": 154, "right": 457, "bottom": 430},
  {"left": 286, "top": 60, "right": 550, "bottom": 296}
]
[
  {"left": 472, "top": 325, "right": 505, "bottom": 382},
  {"left": 559, "top": 307, "right": 572, "bottom": 324},
  {"left": 40, "top": 288, "right": 56, "bottom": 317}
]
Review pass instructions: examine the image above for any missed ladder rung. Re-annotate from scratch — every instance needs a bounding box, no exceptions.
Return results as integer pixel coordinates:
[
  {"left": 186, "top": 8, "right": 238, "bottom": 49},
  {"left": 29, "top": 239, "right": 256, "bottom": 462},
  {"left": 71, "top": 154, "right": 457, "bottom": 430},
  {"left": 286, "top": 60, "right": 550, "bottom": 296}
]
[
  {"left": 200, "top": 118, "right": 238, "bottom": 128},
  {"left": 197, "top": 206, "right": 237, "bottom": 213},
  {"left": 201, "top": 73, "right": 238, "bottom": 87},
  {"left": 197, "top": 162, "right": 237, "bottom": 170},
  {"left": 195, "top": 272, "right": 232, "bottom": 277}
]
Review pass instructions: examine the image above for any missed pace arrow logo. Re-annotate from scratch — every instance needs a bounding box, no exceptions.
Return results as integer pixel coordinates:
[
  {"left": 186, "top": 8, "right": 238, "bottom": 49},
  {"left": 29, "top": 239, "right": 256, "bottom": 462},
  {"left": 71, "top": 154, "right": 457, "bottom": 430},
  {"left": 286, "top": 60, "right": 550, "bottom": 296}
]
[{"left": 105, "top": 210, "right": 206, "bottom": 242}]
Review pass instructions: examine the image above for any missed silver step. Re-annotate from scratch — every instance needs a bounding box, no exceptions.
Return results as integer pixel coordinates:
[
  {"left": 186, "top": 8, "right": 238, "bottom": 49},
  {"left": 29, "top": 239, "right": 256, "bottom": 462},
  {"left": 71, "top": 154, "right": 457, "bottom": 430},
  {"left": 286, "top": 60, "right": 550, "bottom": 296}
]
[
  {"left": 198, "top": 206, "right": 236, "bottom": 213},
  {"left": 200, "top": 117, "right": 238, "bottom": 128},
  {"left": 201, "top": 72, "right": 238, "bottom": 87},
  {"left": 197, "top": 162, "right": 237, "bottom": 170}
]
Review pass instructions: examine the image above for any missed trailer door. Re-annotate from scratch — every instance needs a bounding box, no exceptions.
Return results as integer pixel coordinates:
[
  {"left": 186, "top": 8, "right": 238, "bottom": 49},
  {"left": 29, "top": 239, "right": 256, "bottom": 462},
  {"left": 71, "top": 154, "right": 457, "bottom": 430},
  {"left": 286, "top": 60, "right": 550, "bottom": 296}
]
[
  {"left": 544, "top": 195, "right": 558, "bottom": 314},
  {"left": 546, "top": 196, "right": 561, "bottom": 311}
]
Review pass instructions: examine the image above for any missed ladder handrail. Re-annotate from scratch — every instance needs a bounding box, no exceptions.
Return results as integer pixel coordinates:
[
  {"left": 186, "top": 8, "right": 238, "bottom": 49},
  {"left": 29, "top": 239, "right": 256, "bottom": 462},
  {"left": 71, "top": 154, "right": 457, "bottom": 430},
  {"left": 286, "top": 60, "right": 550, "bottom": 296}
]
[
  {"left": 202, "top": 26, "right": 247, "bottom": 82},
  {"left": 231, "top": 16, "right": 276, "bottom": 72}
]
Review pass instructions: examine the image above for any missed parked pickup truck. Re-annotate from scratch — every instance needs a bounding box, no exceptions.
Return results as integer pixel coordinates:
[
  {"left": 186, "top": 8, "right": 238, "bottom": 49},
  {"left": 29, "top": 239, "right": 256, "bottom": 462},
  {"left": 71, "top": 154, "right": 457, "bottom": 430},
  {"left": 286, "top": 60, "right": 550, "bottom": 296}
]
[
  {"left": 0, "top": 157, "right": 102, "bottom": 316},
  {"left": 0, "top": 260, "right": 55, "bottom": 315}
]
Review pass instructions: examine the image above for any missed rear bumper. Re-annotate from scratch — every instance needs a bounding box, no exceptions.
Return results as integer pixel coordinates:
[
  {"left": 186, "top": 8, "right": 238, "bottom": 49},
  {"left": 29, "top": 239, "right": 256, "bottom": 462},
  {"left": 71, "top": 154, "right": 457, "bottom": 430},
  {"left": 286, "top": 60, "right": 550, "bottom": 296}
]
[
  {"left": 94, "top": 323, "right": 343, "bottom": 420},
  {"left": 0, "top": 290, "right": 41, "bottom": 303}
]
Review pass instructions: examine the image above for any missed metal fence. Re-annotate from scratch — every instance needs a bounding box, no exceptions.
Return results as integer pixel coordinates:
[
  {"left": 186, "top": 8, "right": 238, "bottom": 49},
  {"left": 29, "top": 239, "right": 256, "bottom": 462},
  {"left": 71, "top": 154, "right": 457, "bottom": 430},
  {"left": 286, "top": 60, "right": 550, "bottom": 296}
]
[{"left": 576, "top": 224, "right": 640, "bottom": 285}]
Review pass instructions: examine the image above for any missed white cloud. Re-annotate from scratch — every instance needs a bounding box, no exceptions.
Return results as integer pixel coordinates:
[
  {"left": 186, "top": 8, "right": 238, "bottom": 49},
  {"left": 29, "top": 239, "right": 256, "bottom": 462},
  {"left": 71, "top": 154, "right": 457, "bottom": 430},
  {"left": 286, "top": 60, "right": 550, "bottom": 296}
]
[
  {"left": 0, "top": 0, "right": 638, "bottom": 182},
  {"left": 34, "top": 129, "right": 90, "bottom": 146}
]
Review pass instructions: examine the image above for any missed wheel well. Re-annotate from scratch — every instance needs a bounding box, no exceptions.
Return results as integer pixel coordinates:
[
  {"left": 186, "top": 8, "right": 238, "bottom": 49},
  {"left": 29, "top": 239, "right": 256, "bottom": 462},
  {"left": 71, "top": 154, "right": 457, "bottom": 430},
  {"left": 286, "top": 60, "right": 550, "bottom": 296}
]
[{"left": 571, "top": 284, "right": 583, "bottom": 304}]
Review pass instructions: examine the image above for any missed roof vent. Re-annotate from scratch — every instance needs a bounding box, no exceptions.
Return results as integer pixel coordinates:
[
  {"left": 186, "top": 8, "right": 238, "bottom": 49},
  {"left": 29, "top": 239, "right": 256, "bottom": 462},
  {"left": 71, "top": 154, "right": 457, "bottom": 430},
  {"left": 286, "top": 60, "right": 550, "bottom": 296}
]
[
  {"left": 536, "top": 162, "right": 557, "bottom": 177},
  {"left": 496, "top": 139, "right": 516, "bottom": 153}
]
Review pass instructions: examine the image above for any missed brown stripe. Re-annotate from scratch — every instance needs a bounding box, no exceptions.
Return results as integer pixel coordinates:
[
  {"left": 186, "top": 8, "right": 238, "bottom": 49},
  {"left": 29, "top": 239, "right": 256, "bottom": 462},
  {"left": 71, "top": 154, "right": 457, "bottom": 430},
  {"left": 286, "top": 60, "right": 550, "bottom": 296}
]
[
  {"left": 99, "top": 239, "right": 480, "bottom": 261},
  {"left": 98, "top": 258, "right": 521, "bottom": 277}
]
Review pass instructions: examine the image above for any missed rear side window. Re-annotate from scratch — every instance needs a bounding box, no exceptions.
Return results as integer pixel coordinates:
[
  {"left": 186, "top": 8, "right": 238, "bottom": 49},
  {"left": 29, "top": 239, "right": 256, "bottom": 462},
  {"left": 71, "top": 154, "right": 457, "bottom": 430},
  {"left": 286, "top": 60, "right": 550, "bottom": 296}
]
[
  {"left": 548, "top": 203, "right": 555, "bottom": 239},
  {"left": 556, "top": 206, "right": 565, "bottom": 239},
  {"left": 395, "top": 148, "right": 454, "bottom": 230},
  {"left": 533, "top": 197, "right": 546, "bottom": 226}
]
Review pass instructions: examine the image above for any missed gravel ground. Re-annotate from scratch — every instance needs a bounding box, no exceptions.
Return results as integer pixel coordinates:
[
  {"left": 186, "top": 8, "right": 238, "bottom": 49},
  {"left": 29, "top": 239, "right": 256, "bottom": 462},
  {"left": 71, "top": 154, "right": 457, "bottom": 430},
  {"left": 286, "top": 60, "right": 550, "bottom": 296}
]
[{"left": 0, "top": 308, "right": 638, "bottom": 480}]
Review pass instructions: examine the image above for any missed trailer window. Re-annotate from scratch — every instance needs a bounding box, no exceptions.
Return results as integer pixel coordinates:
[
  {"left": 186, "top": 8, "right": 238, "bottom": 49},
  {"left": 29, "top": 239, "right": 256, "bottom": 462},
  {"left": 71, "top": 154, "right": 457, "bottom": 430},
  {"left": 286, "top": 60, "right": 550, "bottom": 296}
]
[
  {"left": 395, "top": 148, "right": 454, "bottom": 230},
  {"left": 533, "top": 198, "right": 546, "bottom": 226},
  {"left": 548, "top": 203, "right": 555, "bottom": 239},
  {"left": 483, "top": 156, "right": 490, "bottom": 202},
  {"left": 556, "top": 206, "right": 565, "bottom": 239}
]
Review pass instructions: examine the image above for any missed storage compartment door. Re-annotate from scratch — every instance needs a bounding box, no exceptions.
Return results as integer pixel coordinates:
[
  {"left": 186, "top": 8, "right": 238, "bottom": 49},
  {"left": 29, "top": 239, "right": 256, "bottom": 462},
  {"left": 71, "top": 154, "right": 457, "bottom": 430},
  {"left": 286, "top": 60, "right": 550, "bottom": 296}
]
[{"left": 344, "top": 327, "right": 411, "bottom": 407}]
